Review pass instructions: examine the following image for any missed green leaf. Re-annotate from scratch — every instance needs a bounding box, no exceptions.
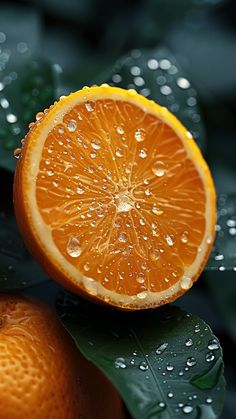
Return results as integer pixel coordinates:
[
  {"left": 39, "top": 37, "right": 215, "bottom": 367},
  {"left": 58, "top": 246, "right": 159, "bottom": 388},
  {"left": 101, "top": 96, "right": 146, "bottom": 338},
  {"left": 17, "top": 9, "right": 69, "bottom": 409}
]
[
  {"left": 0, "top": 6, "right": 55, "bottom": 171},
  {"left": 56, "top": 293, "right": 225, "bottom": 419},
  {"left": 206, "top": 194, "right": 236, "bottom": 271},
  {"left": 99, "top": 47, "right": 205, "bottom": 151},
  {"left": 0, "top": 211, "right": 49, "bottom": 290}
]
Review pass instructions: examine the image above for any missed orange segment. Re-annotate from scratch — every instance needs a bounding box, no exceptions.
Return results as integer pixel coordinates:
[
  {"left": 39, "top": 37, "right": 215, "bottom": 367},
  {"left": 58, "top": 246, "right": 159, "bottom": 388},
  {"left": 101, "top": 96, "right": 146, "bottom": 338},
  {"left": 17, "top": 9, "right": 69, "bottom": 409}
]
[{"left": 13, "top": 85, "right": 216, "bottom": 309}]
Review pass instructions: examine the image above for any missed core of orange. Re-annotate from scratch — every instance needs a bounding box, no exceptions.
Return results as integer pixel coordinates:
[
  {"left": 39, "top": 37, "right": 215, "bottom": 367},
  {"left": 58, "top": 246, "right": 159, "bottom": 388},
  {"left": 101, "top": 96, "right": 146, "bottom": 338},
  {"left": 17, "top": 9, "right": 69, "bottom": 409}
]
[
  {"left": 14, "top": 85, "right": 216, "bottom": 310},
  {"left": 0, "top": 294, "right": 124, "bottom": 419}
]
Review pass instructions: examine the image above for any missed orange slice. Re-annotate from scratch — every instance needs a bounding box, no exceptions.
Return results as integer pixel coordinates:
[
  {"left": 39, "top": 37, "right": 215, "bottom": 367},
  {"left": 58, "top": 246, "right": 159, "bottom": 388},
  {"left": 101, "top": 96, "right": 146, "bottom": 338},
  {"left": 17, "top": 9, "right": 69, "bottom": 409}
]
[{"left": 13, "top": 85, "right": 216, "bottom": 310}]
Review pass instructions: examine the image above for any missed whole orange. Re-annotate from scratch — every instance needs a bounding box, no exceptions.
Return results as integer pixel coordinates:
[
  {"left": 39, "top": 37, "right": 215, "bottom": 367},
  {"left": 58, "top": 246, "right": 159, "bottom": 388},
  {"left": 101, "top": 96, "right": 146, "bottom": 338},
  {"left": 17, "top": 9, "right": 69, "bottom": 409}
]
[{"left": 0, "top": 294, "right": 124, "bottom": 419}]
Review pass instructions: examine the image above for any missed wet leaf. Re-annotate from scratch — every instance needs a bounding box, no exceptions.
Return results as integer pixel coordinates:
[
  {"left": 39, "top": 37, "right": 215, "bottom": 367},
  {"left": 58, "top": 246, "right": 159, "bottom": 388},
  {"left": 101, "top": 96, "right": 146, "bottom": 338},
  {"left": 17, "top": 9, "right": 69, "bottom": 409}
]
[
  {"left": 206, "top": 194, "right": 236, "bottom": 271},
  {"left": 100, "top": 47, "right": 205, "bottom": 151},
  {"left": 0, "top": 6, "right": 55, "bottom": 171},
  {"left": 0, "top": 211, "right": 50, "bottom": 290},
  {"left": 56, "top": 292, "right": 225, "bottom": 419}
]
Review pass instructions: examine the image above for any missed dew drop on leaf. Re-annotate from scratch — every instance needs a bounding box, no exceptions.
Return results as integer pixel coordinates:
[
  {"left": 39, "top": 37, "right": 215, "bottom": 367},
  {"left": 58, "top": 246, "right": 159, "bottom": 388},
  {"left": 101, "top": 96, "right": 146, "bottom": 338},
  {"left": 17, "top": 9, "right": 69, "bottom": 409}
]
[
  {"left": 139, "top": 361, "right": 148, "bottom": 371},
  {"left": 186, "top": 357, "right": 197, "bottom": 367},
  {"left": 182, "top": 405, "right": 193, "bottom": 414},
  {"left": 114, "top": 357, "right": 126, "bottom": 369},
  {"left": 208, "top": 339, "right": 220, "bottom": 351},
  {"left": 206, "top": 352, "right": 215, "bottom": 362},
  {"left": 166, "top": 364, "right": 174, "bottom": 371},
  {"left": 156, "top": 342, "right": 168, "bottom": 355},
  {"left": 185, "top": 338, "right": 193, "bottom": 347}
]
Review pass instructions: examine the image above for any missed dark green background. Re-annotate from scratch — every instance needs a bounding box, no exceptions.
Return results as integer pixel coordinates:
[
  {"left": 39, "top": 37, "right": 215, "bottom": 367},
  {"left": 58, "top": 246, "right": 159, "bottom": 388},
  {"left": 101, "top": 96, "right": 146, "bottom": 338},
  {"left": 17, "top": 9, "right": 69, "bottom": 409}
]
[{"left": 0, "top": 0, "right": 236, "bottom": 417}]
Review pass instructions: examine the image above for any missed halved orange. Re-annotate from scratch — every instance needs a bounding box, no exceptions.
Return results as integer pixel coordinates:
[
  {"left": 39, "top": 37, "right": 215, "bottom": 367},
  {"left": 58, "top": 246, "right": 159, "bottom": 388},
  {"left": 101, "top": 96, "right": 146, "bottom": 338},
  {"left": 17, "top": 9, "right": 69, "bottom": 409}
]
[{"left": 14, "top": 85, "right": 216, "bottom": 310}]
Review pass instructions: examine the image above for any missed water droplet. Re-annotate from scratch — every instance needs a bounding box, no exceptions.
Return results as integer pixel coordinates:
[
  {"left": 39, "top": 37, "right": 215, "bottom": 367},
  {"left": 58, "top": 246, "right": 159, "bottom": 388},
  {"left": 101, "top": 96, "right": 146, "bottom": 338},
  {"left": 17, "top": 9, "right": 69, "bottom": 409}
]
[
  {"left": 160, "top": 59, "right": 171, "bottom": 70},
  {"left": 116, "top": 126, "right": 124, "bottom": 135},
  {"left": 194, "top": 324, "right": 200, "bottom": 333},
  {"left": 180, "top": 277, "right": 193, "bottom": 290},
  {"left": 67, "top": 119, "right": 77, "bottom": 132},
  {"left": 177, "top": 77, "right": 190, "bottom": 89},
  {"left": 112, "top": 74, "right": 122, "bottom": 83},
  {"left": 229, "top": 227, "right": 236, "bottom": 235},
  {"left": 36, "top": 112, "right": 44, "bottom": 121},
  {"left": 146, "top": 58, "right": 160, "bottom": 71},
  {"left": 186, "top": 131, "right": 193, "bottom": 139},
  {"left": 150, "top": 249, "right": 159, "bottom": 262},
  {"left": 47, "top": 170, "right": 54, "bottom": 176},
  {"left": 135, "top": 128, "right": 146, "bottom": 142},
  {"left": 139, "top": 149, "right": 147, "bottom": 158},
  {"left": 139, "top": 218, "right": 145, "bottom": 226},
  {"left": 6, "top": 113, "right": 17, "bottom": 123},
  {"left": 134, "top": 76, "right": 145, "bottom": 87},
  {"left": 165, "top": 235, "right": 174, "bottom": 246},
  {"left": 144, "top": 189, "right": 152, "bottom": 197},
  {"left": 156, "top": 343, "right": 168, "bottom": 355},
  {"left": 167, "top": 392, "right": 173, "bottom": 398},
  {"left": 136, "top": 276, "right": 145, "bottom": 284},
  {"left": 140, "top": 87, "right": 151, "bottom": 97},
  {"left": 206, "top": 397, "right": 213, "bottom": 404},
  {"left": 85, "top": 101, "right": 95, "bottom": 112},
  {"left": 206, "top": 352, "right": 215, "bottom": 362},
  {"left": 91, "top": 141, "right": 101, "bottom": 150},
  {"left": 182, "top": 406, "right": 193, "bottom": 414},
  {"left": 0, "top": 98, "right": 9, "bottom": 108},
  {"left": 76, "top": 187, "right": 85, "bottom": 194},
  {"left": 152, "top": 206, "right": 163, "bottom": 216},
  {"left": 185, "top": 338, "right": 193, "bottom": 347},
  {"left": 83, "top": 262, "right": 90, "bottom": 271},
  {"left": 208, "top": 339, "right": 219, "bottom": 351},
  {"left": 160, "top": 85, "right": 172, "bottom": 95},
  {"left": 13, "top": 148, "right": 22, "bottom": 159},
  {"left": 130, "top": 66, "right": 141, "bottom": 76},
  {"left": 115, "top": 149, "right": 123, "bottom": 158},
  {"left": 114, "top": 357, "right": 126, "bottom": 369},
  {"left": 90, "top": 152, "right": 97, "bottom": 158},
  {"left": 218, "top": 266, "right": 226, "bottom": 271},
  {"left": 187, "top": 97, "right": 197, "bottom": 107},
  {"left": 139, "top": 361, "right": 148, "bottom": 371},
  {"left": 152, "top": 161, "right": 166, "bottom": 177},
  {"left": 137, "top": 291, "right": 148, "bottom": 299},
  {"left": 158, "top": 402, "right": 166, "bottom": 408},
  {"left": 214, "top": 253, "right": 224, "bottom": 261},
  {"left": 67, "top": 236, "right": 81, "bottom": 257},
  {"left": 227, "top": 219, "right": 236, "bottom": 227},
  {"left": 118, "top": 233, "right": 128, "bottom": 243},
  {"left": 166, "top": 364, "right": 174, "bottom": 371},
  {"left": 181, "top": 232, "right": 189, "bottom": 243},
  {"left": 187, "top": 357, "right": 196, "bottom": 367}
]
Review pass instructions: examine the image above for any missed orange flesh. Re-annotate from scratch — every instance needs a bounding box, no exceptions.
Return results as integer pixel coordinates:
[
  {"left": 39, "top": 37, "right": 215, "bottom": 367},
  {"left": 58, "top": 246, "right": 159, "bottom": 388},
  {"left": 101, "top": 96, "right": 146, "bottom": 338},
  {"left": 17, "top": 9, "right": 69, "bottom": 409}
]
[{"left": 36, "top": 99, "right": 206, "bottom": 296}]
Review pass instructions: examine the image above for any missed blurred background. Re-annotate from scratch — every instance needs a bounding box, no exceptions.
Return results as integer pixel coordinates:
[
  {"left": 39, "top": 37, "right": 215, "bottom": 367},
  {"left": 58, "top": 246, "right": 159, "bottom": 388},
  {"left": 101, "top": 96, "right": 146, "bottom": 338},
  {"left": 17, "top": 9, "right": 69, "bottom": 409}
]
[{"left": 0, "top": 0, "right": 236, "bottom": 417}]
